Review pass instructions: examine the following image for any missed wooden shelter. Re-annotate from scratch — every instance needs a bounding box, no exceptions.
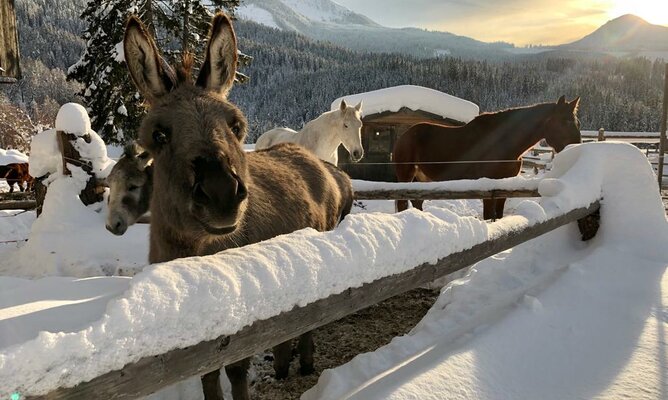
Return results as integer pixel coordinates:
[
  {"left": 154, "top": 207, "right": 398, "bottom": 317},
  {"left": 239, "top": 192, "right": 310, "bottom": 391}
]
[
  {"left": 332, "top": 86, "right": 479, "bottom": 182},
  {"left": 0, "top": 0, "right": 21, "bottom": 83}
]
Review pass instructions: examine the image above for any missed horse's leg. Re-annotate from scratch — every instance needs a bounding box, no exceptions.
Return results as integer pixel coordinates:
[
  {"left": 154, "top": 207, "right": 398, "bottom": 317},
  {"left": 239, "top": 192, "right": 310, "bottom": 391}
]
[
  {"left": 298, "top": 331, "right": 315, "bottom": 376},
  {"left": 410, "top": 197, "right": 424, "bottom": 211},
  {"left": 395, "top": 163, "right": 416, "bottom": 212},
  {"left": 483, "top": 199, "right": 494, "bottom": 220},
  {"left": 273, "top": 340, "right": 293, "bottom": 380},
  {"left": 201, "top": 369, "right": 224, "bottom": 400},
  {"left": 225, "top": 358, "right": 250, "bottom": 400},
  {"left": 495, "top": 198, "right": 507, "bottom": 219}
]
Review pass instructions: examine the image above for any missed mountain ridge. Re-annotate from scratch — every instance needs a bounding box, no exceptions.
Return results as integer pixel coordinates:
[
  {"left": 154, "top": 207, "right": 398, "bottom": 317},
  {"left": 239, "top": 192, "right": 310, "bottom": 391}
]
[{"left": 562, "top": 14, "right": 668, "bottom": 51}]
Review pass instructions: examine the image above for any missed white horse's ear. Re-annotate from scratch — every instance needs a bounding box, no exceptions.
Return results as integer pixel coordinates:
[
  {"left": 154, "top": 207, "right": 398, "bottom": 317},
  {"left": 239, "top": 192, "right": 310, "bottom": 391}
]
[
  {"left": 355, "top": 101, "right": 363, "bottom": 112},
  {"left": 340, "top": 100, "right": 348, "bottom": 111},
  {"left": 124, "top": 16, "right": 174, "bottom": 104},
  {"left": 196, "top": 13, "right": 238, "bottom": 96}
]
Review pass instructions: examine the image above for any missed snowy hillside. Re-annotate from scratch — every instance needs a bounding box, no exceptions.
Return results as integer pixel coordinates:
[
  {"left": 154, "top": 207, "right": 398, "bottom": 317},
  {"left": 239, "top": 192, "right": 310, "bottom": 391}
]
[
  {"left": 237, "top": 0, "right": 379, "bottom": 30},
  {"left": 235, "top": 0, "right": 511, "bottom": 58},
  {"left": 563, "top": 14, "right": 668, "bottom": 52}
]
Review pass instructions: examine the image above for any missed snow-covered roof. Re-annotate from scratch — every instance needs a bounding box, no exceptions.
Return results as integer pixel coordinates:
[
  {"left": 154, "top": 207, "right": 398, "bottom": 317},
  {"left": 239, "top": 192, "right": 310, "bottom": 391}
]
[
  {"left": 0, "top": 149, "right": 28, "bottom": 166},
  {"left": 331, "top": 85, "right": 480, "bottom": 123}
]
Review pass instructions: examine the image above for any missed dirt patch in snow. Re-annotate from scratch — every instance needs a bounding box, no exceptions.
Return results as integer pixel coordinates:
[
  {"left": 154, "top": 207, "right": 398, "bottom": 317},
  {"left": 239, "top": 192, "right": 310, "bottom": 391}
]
[{"left": 248, "top": 288, "right": 440, "bottom": 399}]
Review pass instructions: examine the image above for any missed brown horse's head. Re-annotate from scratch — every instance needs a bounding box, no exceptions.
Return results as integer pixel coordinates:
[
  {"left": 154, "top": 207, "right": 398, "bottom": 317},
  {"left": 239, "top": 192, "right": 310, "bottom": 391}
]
[
  {"left": 124, "top": 13, "right": 249, "bottom": 235},
  {"left": 543, "top": 95, "right": 582, "bottom": 152}
]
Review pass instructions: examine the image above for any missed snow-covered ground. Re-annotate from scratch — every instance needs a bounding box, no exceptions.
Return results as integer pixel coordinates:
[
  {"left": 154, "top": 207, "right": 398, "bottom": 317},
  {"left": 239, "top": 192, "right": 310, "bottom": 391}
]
[{"left": 0, "top": 105, "right": 666, "bottom": 400}]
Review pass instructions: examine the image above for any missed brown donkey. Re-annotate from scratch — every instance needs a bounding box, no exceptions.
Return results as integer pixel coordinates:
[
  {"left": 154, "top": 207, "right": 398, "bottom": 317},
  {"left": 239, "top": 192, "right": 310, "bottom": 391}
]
[{"left": 124, "top": 13, "right": 353, "bottom": 400}]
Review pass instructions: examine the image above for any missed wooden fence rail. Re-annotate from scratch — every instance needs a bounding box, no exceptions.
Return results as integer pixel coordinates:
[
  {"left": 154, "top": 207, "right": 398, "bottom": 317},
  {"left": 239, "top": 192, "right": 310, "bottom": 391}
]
[
  {"left": 31, "top": 200, "right": 601, "bottom": 400},
  {"left": 354, "top": 188, "right": 539, "bottom": 201},
  {"left": 0, "top": 191, "right": 36, "bottom": 210}
]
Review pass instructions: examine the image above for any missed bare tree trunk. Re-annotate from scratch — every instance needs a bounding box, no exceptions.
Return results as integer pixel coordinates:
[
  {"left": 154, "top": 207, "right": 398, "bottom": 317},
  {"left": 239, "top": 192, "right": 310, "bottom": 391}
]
[
  {"left": 141, "top": 0, "right": 155, "bottom": 37},
  {"left": 182, "top": 0, "right": 190, "bottom": 54}
]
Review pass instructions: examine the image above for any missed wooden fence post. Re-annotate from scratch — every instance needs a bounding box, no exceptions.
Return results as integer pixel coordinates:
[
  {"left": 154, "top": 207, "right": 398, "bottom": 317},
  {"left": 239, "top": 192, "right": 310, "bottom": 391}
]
[
  {"left": 597, "top": 128, "right": 605, "bottom": 142},
  {"left": 56, "top": 130, "right": 103, "bottom": 206},
  {"left": 657, "top": 63, "right": 668, "bottom": 188}
]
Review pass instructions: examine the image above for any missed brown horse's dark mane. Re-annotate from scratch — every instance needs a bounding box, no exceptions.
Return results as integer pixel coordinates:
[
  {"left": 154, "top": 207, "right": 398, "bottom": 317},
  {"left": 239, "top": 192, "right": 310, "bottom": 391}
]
[
  {"left": 472, "top": 101, "right": 579, "bottom": 130},
  {"left": 472, "top": 102, "right": 555, "bottom": 129}
]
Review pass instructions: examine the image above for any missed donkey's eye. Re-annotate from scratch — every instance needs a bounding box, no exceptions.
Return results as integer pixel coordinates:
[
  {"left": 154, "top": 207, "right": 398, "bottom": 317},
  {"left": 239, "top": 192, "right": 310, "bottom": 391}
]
[
  {"left": 231, "top": 124, "right": 241, "bottom": 136},
  {"left": 153, "top": 130, "right": 169, "bottom": 145},
  {"left": 344, "top": 124, "right": 349, "bottom": 129},
  {"left": 128, "top": 185, "right": 139, "bottom": 192}
]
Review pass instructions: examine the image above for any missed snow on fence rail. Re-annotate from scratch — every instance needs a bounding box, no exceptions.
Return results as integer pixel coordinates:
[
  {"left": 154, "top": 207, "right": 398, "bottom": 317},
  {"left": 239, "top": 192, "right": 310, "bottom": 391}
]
[
  {"left": 23, "top": 201, "right": 600, "bottom": 400},
  {"left": 352, "top": 178, "right": 540, "bottom": 200}
]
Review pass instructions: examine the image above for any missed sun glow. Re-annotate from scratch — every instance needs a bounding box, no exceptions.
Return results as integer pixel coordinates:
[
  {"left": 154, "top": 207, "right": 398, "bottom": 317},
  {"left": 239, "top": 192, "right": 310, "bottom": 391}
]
[{"left": 608, "top": 0, "right": 668, "bottom": 26}]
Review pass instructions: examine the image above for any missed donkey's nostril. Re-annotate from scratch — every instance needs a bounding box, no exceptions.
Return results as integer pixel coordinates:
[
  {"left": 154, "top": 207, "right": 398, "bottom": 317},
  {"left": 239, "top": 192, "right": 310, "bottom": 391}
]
[
  {"left": 192, "top": 182, "right": 209, "bottom": 205},
  {"left": 236, "top": 180, "right": 247, "bottom": 201}
]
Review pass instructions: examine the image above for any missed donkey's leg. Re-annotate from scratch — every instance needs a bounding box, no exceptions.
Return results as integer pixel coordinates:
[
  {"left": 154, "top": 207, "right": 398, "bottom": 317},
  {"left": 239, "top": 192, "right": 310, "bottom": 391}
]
[
  {"left": 273, "top": 340, "right": 293, "bottom": 380},
  {"left": 298, "top": 331, "right": 315, "bottom": 376},
  {"left": 201, "top": 369, "right": 224, "bottom": 400},
  {"left": 225, "top": 358, "right": 251, "bottom": 400}
]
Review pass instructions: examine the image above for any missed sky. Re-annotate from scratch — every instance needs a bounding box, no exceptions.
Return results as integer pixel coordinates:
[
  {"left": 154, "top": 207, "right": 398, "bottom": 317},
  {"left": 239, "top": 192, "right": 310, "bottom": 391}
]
[{"left": 334, "top": 0, "right": 668, "bottom": 46}]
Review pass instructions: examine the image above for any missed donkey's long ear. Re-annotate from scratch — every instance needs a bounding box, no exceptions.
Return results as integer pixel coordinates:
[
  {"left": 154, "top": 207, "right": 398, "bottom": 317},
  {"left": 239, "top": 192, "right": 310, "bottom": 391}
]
[
  {"left": 557, "top": 95, "right": 566, "bottom": 105},
  {"left": 196, "top": 13, "right": 238, "bottom": 96},
  {"left": 124, "top": 16, "right": 174, "bottom": 104}
]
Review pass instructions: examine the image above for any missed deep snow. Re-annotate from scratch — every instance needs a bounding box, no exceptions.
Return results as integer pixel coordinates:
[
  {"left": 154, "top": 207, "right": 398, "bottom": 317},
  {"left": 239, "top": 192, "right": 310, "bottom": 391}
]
[
  {"left": 0, "top": 130, "right": 665, "bottom": 399},
  {"left": 303, "top": 142, "right": 668, "bottom": 400}
]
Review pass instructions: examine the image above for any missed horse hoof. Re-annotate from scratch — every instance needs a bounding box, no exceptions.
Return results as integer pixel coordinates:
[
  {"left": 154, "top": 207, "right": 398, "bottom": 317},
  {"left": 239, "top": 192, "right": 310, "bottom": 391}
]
[
  {"left": 274, "top": 368, "right": 289, "bottom": 380},
  {"left": 299, "top": 365, "right": 315, "bottom": 376}
]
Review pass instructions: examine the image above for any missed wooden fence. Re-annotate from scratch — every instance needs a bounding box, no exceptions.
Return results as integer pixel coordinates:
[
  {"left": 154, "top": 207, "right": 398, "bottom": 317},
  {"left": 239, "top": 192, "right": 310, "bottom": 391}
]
[{"left": 29, "top": 185, "right": 600, "bottom": 399}]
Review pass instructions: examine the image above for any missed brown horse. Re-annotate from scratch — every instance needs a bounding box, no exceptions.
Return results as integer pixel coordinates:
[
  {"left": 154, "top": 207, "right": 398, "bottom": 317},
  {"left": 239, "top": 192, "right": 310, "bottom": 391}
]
[
  {"left": 1, "top": 163, "right": 33, "bottom": 193},
  {"left": 393, "top": 97, "right": 581, "bottom": 219},
  {"left": 124, "top": 13, "right": 353, "bottom": 400}
]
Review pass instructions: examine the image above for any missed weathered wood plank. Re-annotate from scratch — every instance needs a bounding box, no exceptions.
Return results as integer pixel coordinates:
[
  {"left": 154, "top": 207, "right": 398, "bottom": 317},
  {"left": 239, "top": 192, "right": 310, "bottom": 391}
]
[
  {"left": 0, "top": 191, "right": 35, "bottom": 202},
  {"left": 354, "top": 188, "right": 540, "bottom": 200},
  {"left": 0, "top": 200, "right": 36, "bottom": 210},
  {"left": 30, "top": 201, "right": 600, "bottom": 400}
]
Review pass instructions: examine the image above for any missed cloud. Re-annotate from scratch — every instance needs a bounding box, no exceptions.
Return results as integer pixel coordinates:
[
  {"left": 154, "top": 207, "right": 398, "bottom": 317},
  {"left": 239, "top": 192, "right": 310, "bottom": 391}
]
[{"left": 335, "top": 0, "right": 614, "bottom": 45}]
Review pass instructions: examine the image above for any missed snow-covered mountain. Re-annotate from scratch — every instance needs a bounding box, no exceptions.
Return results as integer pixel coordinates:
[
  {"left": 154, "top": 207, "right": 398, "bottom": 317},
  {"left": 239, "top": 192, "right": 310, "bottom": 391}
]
[
  {"left": 235, "top": 0, "right": 513, "bottom": 58},
  {"left": 562, "top": 14, "right": 668, "bottom": 52},
  {"left": 237, "top": 0, "right": 379, "bottom": 31}
]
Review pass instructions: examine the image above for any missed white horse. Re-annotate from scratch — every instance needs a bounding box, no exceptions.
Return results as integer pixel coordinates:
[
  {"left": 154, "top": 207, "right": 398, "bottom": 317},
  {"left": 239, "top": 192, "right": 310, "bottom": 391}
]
[{"left": 255, "top": 100, "right": 364, "bottom": 165}]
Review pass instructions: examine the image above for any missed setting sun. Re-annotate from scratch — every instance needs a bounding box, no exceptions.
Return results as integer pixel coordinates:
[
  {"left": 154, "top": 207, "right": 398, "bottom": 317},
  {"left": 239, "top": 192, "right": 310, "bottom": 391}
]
[{"left": 608, "top": 0, "right": 668, "bottom": 25}]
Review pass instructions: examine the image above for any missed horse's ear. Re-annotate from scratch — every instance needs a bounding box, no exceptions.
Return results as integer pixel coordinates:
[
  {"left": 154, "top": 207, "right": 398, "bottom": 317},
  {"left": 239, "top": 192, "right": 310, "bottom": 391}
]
[
  {"left": 355, "top": 101, "right": 363, "bottom": 112},
  {"left": 569, "top": 97, "right": 580, "bottom": 114},
  {"left": 557, "top": 95, "right": 566, "bottom": 105},
  {"left": 124, "top": 16, "right": 174, "bottom": 104},
  {"left": 196, "top": 13, "right": 238, "bottom": 96},
  {"left": 340, "top": 100, "right": 348, "bottom": 111}
]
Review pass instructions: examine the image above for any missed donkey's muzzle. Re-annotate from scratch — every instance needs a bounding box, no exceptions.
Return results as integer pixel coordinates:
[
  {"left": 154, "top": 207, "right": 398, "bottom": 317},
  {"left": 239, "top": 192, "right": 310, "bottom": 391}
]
[{"left": 191, "top": 157, "right": 247, "bottom": 230}]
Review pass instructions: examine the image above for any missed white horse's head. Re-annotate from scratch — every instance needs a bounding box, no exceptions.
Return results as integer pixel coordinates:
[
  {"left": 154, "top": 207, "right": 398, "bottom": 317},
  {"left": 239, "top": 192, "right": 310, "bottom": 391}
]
[{"left": 336, "top": 100, "right": 364, "bottom": 162}]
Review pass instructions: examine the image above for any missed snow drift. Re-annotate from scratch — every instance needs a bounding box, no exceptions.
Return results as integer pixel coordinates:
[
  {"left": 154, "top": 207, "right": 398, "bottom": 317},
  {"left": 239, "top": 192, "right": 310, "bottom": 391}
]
[{"left": 1, "top": 142, "right": 661, "bottom": 398}]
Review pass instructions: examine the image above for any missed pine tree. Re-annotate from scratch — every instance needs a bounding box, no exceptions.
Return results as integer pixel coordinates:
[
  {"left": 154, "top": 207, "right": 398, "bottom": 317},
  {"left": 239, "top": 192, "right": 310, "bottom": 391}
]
[{"left": 68, "top": 0, "right": 243, "bottom": 144}]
